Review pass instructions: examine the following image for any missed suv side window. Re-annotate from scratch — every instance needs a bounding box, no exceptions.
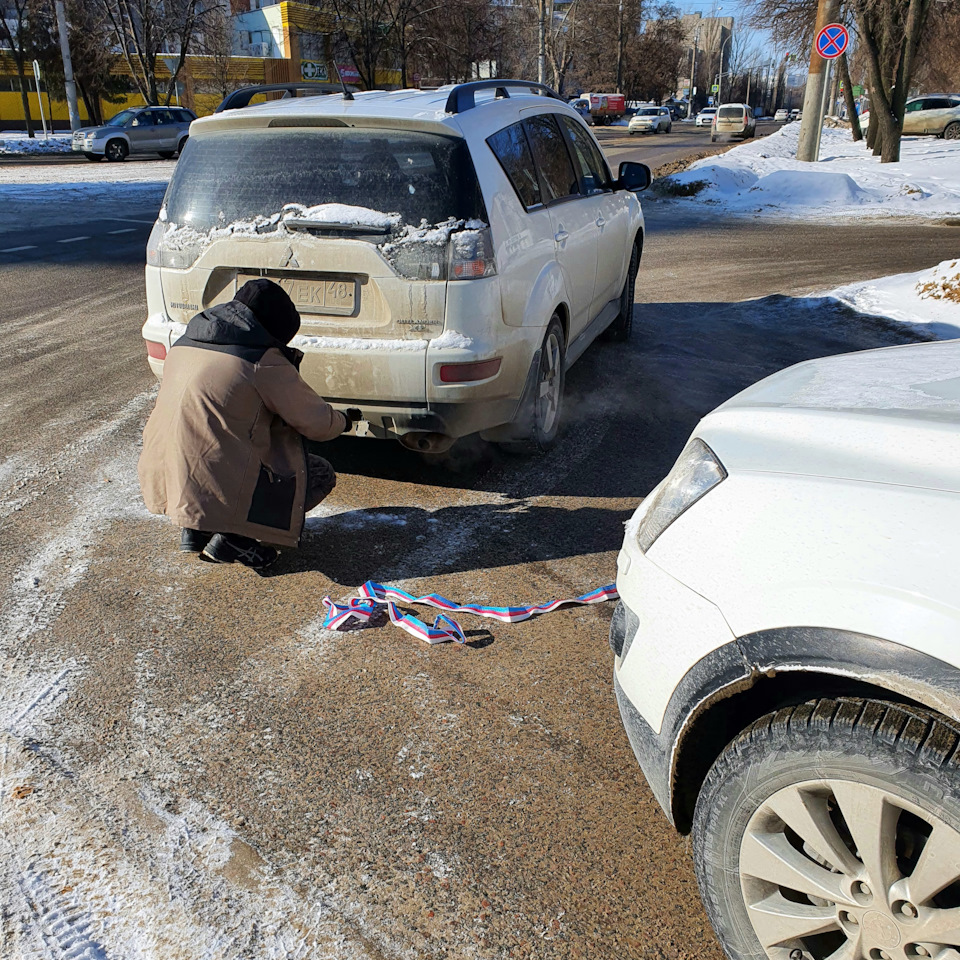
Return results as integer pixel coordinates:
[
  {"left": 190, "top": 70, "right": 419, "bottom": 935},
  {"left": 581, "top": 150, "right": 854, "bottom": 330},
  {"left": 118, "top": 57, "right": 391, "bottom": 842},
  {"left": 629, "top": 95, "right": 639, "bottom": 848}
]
[
  {"left": 130, "top": 111, "right": 154, "bottom": 127},
  {"left": 175, "top": 110, "right": 194, "bottom": 123},
  {"left": 558, "top": 116, "right": 610, "bottom": 195},
  {"left": 924, "top": 98, "right": 955, "bottom": 110},
  {"left": 523, "top": 113, "right": 579, "bottom": 203},
  {"left": 487, "top": 122, "right": 542, "bottom": 209},
  {"left": 906, "top": 100, "right": 925, "bottom": 112}
]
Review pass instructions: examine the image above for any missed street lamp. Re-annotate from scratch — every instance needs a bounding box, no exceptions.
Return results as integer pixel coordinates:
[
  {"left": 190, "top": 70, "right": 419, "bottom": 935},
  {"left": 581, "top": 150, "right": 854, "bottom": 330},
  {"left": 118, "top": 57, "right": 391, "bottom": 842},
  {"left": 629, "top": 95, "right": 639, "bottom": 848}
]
[
  {"left": 688, "top": 28, "right": 701, "bottom": 117},
  {"left": 717, "top": 32, "right": 732, "bottom": 104}
]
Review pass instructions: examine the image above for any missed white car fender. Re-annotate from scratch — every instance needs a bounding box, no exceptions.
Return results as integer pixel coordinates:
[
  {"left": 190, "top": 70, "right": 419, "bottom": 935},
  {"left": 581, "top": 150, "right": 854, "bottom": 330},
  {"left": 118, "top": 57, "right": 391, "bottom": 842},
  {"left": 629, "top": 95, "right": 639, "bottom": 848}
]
[{"left": 516, "top": 258, "right": 569, "bottom": 331}]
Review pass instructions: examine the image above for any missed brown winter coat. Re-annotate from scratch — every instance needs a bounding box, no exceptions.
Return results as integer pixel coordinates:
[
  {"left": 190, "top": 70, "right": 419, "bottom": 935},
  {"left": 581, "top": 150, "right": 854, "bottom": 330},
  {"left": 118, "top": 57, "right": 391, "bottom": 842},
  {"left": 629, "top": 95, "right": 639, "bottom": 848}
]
[{"left": 138, "top": 302, "right": 346, "bottom": 547}]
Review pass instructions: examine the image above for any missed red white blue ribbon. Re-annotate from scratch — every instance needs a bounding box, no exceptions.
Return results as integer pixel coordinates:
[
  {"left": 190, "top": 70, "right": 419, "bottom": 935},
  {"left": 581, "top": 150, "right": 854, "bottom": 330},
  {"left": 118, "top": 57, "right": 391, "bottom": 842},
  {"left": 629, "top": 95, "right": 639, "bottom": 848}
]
[{"left": 321, "top": 580, "right": 619, "bottom": 645}]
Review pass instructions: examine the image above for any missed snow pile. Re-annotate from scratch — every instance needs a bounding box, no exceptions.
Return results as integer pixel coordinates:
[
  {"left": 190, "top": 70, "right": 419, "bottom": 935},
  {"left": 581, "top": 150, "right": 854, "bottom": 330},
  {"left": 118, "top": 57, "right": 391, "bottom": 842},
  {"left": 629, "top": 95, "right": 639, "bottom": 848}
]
[
  {"left": 826, "top": 258, "right": 960, "bottom": 339},
  {"left": 916, "top": 258, "right": 960, "bottom": 305},
  {"left": 661, "top": 123, "right": 960, "bottom": 219},
  {"left": 280, "top": 202, "right": 401, "bottom": 231},
  {"left": 0, "top": 132, "right": 72, "bottom": 155},
  {"left": 430, "top": 330, "right": 473, "bottom": 349}
]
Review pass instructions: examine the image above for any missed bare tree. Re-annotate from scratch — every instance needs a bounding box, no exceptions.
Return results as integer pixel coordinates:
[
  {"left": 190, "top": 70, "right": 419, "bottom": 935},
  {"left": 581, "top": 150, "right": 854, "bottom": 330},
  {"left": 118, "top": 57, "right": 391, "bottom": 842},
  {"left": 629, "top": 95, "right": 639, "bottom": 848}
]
[
  {"left": 200, "top": 0, "right": 246, "bottom": 100},
  {"left": 96, "top": 0, "right": 206, "bottom": 105},
  {"left": 327, "top": 0, "right": 394, "bottom": 88},
  {"left": 623, "top": 3, "right": 685, "bottom": 103},
  {"left": 0, "top": 0, "right": 45, "bottom": 135},
  {"left": 852, "top": 0, "right": 935, "bottom": 161}
]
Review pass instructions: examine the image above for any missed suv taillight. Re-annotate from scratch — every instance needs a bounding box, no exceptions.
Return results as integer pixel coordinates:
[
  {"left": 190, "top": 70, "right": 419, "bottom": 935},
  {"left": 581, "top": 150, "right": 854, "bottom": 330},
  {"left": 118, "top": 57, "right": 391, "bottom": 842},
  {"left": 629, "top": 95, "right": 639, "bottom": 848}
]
[
  {"left": 146, "top": 219, "right": 203, "bottom": 269},
  {"left": 386, "top": 224, "right": 497, "bottom": 282}
]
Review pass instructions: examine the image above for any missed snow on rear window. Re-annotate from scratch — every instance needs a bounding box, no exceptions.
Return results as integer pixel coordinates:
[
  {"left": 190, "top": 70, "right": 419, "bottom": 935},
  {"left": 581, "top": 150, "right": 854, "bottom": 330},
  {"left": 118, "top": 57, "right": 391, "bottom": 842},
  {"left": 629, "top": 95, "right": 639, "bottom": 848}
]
[{"left": 163, "top": 128, "right": 487, "bottom": 231}]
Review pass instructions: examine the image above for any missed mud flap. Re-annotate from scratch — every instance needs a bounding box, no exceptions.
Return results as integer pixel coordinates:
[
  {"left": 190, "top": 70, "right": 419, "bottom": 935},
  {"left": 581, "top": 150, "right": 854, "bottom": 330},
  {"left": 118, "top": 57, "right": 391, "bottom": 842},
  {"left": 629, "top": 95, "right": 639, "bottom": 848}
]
[{"left": 478, "top": 347, "right": 542, "bottom": 443}]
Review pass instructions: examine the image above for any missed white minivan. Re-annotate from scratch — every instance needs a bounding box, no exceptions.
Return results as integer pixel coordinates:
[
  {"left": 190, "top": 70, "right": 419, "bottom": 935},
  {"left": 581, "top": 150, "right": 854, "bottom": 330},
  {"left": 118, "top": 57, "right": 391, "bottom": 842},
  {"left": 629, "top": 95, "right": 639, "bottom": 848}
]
[{"left": 142, "top": 81, "right": 649, "bottom": 452}]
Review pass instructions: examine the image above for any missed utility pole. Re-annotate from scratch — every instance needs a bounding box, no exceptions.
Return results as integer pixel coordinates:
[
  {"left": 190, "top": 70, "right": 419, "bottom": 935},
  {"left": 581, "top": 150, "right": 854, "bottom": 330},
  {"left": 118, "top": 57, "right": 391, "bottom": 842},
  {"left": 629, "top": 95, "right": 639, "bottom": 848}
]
[
  {"left": 616, "top": 0, "right": 625, "bottom": 94},
  {"left": 54, "top": 0, "right": 80, "bottom": 131},
  {"left": 538, "top": 0, "right": 546, "bottom": 85},
  {"left": 688, "top": 28, "right": 700, "bottom": 117},
  {"left": 717, "top": 32, "right": 732, "bottom": 104},
  {"left": 796, "top": 0, "right": 840, "bottom": 161}
]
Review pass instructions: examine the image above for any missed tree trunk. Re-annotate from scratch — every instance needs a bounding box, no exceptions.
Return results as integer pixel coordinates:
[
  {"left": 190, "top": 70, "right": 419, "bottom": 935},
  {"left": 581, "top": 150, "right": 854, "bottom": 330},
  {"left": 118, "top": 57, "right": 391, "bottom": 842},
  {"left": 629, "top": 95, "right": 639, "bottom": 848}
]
[
  {"left": 838, "top": 53, "right": 862, "bottom": 141},
  {"left": 16, "top": 70, "right": 35, "bottom": 138}
]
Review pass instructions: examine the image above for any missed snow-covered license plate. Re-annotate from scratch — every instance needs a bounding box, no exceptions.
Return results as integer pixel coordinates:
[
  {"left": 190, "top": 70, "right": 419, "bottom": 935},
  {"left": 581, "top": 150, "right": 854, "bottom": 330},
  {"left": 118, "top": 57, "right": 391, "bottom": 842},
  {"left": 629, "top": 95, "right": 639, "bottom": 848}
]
[{"left": 238, "top": 274, "right": 357, "bottom": 317}]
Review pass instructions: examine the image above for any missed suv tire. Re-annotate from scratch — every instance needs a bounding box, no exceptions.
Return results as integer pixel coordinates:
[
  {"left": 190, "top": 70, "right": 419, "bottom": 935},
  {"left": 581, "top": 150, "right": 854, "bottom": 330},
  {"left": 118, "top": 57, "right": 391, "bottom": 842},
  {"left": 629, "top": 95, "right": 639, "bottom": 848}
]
[
  {"left": 944, "top": 122, "right": 960, "bottom": 141},
  {"left": 602, "top": 240, "right": 640, "bottom": 342},
  {"left": 693, "top": 697, "right": 960, "bottom": 960},
  {"left": 502, "top": 316, "right": 566, "bottom": 453},
  {"left": 105, "top": 139, "right": 128, "bottom": 162}
]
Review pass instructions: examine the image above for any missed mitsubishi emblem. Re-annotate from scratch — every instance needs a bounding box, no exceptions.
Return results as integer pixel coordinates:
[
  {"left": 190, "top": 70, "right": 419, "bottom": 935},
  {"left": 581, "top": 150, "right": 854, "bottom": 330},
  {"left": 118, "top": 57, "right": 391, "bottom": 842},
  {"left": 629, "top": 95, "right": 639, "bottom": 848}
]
[{"left": 280, "top": 246, "right": 300, "bottom": 268}]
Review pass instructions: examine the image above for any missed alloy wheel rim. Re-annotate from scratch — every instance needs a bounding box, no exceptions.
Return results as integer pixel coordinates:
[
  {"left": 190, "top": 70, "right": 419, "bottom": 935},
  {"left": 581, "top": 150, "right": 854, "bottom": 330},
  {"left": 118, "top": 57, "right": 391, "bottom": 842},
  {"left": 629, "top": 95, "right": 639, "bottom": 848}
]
[
  {"left": 536, "top": 332, "right": 562, "bottom": 436},
  {"left": 740, "top": 778, "right": 960, "bottom": 960},
  {"left": 107, "top": 143, "right": 124, "bottom": 160},
  {"left": 945, "top": 126, "right": 959, "bottom": 141}
]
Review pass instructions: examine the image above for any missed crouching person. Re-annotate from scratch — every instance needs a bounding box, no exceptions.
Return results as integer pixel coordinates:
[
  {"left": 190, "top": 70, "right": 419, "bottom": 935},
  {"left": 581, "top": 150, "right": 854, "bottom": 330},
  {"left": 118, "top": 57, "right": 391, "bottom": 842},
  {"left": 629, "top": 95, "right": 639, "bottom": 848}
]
[{"left": 139, "top": 278, "right": 350, "bottom": 570}]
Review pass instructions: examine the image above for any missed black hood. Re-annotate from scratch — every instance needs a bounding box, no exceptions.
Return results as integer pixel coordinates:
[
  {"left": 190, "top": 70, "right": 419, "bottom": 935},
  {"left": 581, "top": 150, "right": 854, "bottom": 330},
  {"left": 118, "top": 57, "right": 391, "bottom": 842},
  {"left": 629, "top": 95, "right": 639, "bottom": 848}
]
[
  {"left": 183, "top": 301, "right": 282, "bottom": 349},
  {"left": 173, "top": 301, "right": 301, "bottom": 366}
]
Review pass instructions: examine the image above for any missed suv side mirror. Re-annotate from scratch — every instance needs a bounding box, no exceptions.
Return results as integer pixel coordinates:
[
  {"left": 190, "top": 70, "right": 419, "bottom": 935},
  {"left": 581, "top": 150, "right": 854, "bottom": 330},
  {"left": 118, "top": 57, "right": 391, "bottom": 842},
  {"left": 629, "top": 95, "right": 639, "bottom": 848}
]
[{"left": 617, "top": 161, "right": 652, "bottom": 192}]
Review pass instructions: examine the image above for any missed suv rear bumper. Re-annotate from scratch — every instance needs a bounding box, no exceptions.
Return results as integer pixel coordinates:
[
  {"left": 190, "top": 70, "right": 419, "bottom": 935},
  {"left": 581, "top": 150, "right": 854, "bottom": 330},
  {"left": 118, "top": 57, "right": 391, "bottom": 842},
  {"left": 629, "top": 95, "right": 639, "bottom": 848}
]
[{"left": 142, "top": 313, "right": 539, "bottom": 441}]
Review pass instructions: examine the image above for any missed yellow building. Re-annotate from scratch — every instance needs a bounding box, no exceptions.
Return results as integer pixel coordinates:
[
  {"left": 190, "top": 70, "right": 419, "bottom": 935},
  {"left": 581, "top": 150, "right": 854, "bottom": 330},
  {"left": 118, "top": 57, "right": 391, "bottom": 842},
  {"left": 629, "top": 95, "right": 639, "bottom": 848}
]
[{"left": 0, "top": 1, "right": 401, "bottom": 130}]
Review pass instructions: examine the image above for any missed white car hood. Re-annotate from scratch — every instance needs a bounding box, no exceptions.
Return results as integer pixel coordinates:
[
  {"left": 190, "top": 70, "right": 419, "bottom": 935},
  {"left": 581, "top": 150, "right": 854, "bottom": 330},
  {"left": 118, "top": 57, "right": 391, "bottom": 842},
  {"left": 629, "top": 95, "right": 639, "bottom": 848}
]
[{"left": 697, "top": 340, "right": 960, "bottom": 493}]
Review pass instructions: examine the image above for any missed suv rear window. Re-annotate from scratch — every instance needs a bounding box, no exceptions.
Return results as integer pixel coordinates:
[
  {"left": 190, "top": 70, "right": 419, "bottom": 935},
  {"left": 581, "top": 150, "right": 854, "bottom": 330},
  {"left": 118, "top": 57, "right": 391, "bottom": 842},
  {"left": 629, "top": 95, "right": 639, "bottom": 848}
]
[
  {"left": 718, "top": 106, "right": 743, "bottom": 119},
  {"left": 163, "top": 128, "right": 487, "bottom": 231}
]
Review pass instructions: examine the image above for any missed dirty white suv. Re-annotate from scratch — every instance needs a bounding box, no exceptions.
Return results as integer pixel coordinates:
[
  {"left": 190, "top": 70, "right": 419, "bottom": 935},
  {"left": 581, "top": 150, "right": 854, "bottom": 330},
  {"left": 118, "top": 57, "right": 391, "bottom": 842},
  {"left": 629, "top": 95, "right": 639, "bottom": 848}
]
[
  {"left": 611, "top": 339, "right": 960, "bottom": 960},
  {"left": 142, "top": 80, "right": 649, "bottom": 453}
]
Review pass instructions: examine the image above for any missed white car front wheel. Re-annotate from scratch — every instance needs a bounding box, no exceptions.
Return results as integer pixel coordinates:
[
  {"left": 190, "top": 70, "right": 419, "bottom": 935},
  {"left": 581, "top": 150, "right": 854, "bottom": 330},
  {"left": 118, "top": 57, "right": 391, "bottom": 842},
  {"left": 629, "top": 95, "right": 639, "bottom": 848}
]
[{"left": 694, "top": 697, "right": 960, "bottom": 960}]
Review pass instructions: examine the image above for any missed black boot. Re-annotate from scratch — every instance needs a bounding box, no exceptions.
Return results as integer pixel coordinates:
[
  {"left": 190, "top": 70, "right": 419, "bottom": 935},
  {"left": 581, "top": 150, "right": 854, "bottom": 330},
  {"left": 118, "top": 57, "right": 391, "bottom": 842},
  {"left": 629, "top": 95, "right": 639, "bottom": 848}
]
[
  {"left": 180, "top": 528, "right": 213, "bottom": 553},
  {"left": 200, "top": 533, "right": 278, "bottom": 570}
]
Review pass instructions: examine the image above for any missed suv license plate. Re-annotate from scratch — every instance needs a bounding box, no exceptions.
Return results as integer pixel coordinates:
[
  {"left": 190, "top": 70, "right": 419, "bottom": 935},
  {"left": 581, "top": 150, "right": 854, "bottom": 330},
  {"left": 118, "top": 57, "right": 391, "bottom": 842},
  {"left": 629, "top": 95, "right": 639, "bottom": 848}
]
[{"left": 238, "top": 275, "right": 357, "bottom": 317}]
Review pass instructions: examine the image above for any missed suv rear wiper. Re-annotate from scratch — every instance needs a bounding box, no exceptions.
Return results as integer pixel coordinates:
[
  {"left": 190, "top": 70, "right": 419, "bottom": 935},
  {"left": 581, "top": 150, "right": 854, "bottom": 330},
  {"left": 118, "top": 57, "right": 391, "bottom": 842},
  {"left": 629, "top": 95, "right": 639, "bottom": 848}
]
[{"left": 283, "top": 219, "right": 393, "bottom": 235}]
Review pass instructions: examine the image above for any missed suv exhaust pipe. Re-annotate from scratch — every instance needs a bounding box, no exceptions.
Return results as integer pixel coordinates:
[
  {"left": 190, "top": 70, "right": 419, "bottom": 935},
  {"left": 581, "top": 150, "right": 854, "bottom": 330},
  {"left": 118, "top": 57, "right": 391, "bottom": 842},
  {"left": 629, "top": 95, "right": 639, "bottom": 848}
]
[{"left": 399, "top": 432, "right": 456, "bottom": 454}]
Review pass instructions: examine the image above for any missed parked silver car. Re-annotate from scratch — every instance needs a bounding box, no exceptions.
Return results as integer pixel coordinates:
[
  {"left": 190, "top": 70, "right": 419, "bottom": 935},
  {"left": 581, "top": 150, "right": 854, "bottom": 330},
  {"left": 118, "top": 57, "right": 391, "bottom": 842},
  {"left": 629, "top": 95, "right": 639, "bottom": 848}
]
[
  {"left": 71, "top": 106, "right": 196, "bottom": 162},
  {"left": 861, "top": 95, "right": 960, "bottom": 139}
]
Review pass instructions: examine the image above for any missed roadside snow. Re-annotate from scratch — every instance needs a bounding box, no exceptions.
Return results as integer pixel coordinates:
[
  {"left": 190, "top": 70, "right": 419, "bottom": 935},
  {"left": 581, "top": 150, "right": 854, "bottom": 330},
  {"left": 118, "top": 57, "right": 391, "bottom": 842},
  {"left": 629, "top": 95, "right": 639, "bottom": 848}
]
[
  {"left": 661, "top": 123, "right": 960, "bottom": 220},
  {"left": 0, "top": 131, "right": 72, "bottom": 155},
  {"left": 825, "top": 258, "right": 960, "bottom": 339}
]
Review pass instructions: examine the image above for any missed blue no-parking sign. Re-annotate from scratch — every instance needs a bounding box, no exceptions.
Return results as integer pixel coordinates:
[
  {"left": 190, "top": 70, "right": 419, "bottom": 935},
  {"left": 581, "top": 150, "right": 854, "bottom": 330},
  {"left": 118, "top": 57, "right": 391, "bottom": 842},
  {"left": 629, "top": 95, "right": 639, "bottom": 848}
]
[{"left": 815, "top": 23, "right": 849, "bottom": 59}]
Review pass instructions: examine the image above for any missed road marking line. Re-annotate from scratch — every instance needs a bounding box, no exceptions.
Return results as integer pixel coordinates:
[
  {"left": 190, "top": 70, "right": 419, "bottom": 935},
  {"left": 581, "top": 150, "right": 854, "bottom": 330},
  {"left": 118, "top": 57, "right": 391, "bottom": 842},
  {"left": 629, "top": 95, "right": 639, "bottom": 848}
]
[
  {"left": 0, "top": 245, "right": 36, "bottom": 253},
  {"left": 107, "top": 218, "right": 155, "bottom": 224},
  {"left": 57, "top": 236, "right": 90, "bottom": 244},
  {"left": 107, "top": 228, "right": 136, "bottom": 235}
]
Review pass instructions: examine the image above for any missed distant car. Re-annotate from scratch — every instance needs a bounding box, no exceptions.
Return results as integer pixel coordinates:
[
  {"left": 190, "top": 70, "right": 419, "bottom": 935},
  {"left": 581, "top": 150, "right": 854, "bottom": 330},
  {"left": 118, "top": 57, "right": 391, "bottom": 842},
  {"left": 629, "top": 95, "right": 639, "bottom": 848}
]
[
  {"left": 664, "top": 102, "right": 686, "bottom": 121},
  {"left": 711, "top": 103, "right": 756, "bottom": 142},
  {"left": 570, "top": 98, "right": 595, "bottom": 126},
  {"left": 774, "top": 108, "right": 790, "bottom": 122},
  {"left": 789, "top": 108, "right": 800, "bottom": 120},
  {"left": 862, "top": 94, "right": 960, "bottom": 139},
  {"left": 628, "top": 106, "right": 672, "bottom": 134},
  {"left": 695, "top": 107, "right": 717, "bottom": 127},
  {"left": 612, "top": 338, "right": 960, "bottom": 960},
  {"left": 71, "top": 106, "right": 196, "bottom": 162}
]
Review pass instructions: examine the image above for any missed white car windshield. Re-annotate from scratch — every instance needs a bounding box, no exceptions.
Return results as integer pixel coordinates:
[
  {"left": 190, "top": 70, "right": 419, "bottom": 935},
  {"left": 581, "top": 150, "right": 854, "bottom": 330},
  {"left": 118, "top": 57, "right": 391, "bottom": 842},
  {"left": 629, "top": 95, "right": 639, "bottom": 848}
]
[{"left": 638, "top": 108, "right": 660, "bottom": 117}]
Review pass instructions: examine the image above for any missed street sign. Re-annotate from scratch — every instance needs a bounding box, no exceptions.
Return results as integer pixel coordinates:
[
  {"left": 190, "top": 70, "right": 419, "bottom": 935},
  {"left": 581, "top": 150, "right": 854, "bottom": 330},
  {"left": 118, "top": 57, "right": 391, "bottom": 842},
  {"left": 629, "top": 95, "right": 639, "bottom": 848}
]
[
  {"left": 815, "top": 23, "right": 849, "bottom": 60},
  {"left": 710, "top": 83, "right": 719, "bottom": 93}
]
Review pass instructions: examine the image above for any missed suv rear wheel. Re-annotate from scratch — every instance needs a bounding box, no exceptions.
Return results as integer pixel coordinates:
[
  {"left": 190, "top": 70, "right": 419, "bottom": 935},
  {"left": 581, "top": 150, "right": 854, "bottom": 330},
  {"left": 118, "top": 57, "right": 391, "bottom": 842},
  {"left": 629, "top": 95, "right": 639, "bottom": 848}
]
[
  {"left": 944, "top": 122, "right": 960, "bottom": 141},
  {"left": 502, "top": 316, "right": 566, "bottom": 453},
  {"left": 694, "top": 697, "right": 960, "bottom": 960},
  {"left": 602, "top": 240, "right": 640, "bottom": 342}
]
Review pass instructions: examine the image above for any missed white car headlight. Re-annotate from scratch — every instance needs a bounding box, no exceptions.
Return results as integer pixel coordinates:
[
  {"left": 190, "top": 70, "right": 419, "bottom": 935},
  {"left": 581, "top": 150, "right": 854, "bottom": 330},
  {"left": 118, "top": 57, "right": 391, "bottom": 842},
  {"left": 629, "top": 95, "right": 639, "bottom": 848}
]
[{"left": 635, "top": 439, "right": 726, "bottom": 552}]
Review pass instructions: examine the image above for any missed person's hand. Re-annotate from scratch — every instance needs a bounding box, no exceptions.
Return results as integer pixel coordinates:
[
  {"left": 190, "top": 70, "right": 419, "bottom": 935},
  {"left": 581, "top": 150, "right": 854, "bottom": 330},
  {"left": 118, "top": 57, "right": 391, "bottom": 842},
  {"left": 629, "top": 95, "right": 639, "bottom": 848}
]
[{"left": 341, "top": 408, "right": 362, "bottom": 433}]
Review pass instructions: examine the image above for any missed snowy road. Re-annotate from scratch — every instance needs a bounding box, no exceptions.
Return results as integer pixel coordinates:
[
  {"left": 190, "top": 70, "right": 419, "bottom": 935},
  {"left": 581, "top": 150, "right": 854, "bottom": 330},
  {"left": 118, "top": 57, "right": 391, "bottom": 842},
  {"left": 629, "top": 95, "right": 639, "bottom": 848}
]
[{"left": 2, "top": 173, "right": 960, "bottom": 958}]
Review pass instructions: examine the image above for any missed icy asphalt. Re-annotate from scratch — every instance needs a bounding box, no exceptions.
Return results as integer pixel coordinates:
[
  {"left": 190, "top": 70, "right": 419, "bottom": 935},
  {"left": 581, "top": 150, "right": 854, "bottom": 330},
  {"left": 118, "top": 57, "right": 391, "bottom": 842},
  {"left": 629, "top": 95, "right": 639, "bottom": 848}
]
[{"left": 2, "top": 131, "right": 960, "bottom": 959}]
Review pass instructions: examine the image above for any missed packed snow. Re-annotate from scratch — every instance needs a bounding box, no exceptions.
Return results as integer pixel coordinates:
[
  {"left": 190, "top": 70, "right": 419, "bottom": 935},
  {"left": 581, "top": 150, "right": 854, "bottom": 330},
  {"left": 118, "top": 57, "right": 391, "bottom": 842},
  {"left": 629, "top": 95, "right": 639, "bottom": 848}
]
[
  {"left": 660, "top": 123, "right": 960, "bottom": 220},
  {"left": 825, "top": 258, "right": 960, "bottom": 339},
  {"left": 0, "top": 130, "right": 72, "bottom": 155}
]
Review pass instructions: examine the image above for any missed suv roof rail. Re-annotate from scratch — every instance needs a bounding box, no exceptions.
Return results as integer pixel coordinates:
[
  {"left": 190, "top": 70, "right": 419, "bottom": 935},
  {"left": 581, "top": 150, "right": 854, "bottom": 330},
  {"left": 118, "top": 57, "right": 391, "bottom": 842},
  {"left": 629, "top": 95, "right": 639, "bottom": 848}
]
[
  {"left": 444, "top": 79, "right": 564, "bottom": 115},
  {"left": 214, "top": 83, "right": 357, "bottom": 113}
]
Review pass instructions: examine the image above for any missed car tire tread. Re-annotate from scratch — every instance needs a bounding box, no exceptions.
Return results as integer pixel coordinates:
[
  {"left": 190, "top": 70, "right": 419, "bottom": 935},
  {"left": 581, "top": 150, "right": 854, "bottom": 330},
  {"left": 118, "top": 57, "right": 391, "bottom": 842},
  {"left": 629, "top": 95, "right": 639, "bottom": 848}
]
[{"left": 693, "top": 696, "right": 960, "bottom": 960}]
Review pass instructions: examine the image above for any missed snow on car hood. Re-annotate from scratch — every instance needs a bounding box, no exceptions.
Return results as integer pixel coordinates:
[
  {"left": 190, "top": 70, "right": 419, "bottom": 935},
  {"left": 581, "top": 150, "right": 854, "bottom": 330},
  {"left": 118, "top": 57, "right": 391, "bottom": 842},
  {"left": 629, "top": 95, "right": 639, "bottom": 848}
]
[{"left": 697, "top": 340, "right": 960, "bottom": 492}]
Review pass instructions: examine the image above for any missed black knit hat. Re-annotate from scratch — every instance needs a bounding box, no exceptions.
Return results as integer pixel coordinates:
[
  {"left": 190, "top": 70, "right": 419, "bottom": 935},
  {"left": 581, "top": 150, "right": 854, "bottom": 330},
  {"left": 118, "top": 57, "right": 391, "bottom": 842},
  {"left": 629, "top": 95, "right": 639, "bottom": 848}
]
[{"left": 235, "top": 278, "right": 300, "bottom": 344}]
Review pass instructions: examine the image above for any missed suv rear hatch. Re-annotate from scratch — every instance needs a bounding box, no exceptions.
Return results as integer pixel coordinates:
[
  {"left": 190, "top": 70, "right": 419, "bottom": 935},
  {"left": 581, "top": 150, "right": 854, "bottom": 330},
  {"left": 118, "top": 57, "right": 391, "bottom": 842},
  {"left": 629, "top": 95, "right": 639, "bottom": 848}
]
[{"left": 150, "top": 125, "right": 489, "bottom": 402}]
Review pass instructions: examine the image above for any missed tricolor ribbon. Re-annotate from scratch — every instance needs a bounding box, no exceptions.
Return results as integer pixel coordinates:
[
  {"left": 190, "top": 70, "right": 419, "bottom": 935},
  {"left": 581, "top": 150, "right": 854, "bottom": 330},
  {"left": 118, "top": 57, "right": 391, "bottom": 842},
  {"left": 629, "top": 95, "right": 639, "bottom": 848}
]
[{"left": 321, "top": 580, "right": 619, "bottom": 645}]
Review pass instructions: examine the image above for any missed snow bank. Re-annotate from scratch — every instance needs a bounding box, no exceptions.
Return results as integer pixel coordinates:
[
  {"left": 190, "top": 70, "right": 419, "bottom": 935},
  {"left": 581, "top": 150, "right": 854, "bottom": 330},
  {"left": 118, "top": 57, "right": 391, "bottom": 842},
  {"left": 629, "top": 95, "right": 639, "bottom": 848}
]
[
  {"left": 826, "top": 258, "right": 960, "bottom": 339},
  {"left": 662, "top": 123, "right": 960, "bottom": 220},
  {"left": 0, "top": 133, "right": 72, "bottom": 155}
]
